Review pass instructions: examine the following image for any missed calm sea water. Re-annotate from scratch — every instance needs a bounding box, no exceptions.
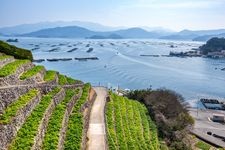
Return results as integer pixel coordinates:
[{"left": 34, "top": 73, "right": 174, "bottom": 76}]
[{"left": 1, "top": 37, "right": 225, "bottom": 106}]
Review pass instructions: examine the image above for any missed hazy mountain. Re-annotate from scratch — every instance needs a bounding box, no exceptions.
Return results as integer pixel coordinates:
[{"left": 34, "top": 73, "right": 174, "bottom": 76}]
[
  {"left": 21, "top": 26, "right": 97, "bottom": 38},
  {"left": 193, "top": 33, "right": 225, "bottom": 41},
  {"left": 113, "top": 28, "right": 161, "bottom": 38},
  {"left": 0, "top": 21, "right": 125, "bottom": 35},
  {"left": 160, "top": 29, "right": 225, "bottom": 40},
  {"left": 20, "top": 26, "right": 165, "bottom": 39}
]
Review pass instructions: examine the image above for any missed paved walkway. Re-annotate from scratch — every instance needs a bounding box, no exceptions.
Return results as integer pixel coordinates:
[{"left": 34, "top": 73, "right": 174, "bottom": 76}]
[{"left": 87, "top": 87, "right": 108, "bottom": 150}]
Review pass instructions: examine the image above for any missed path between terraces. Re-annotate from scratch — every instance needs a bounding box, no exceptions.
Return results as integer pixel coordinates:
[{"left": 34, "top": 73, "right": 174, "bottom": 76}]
[{"left": 87, "top": 87, "right": 108, "bottom": 150}]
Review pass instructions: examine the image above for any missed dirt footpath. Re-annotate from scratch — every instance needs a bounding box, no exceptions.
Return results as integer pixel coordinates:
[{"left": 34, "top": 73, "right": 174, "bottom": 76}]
[{"left": 87, "top": 87, "right": 108, "bottom": 150}]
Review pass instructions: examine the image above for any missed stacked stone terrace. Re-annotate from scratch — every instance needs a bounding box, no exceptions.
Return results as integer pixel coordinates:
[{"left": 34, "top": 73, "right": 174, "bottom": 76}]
[{"left": 0, "top": 52, "right": 97, "bottom": 150}]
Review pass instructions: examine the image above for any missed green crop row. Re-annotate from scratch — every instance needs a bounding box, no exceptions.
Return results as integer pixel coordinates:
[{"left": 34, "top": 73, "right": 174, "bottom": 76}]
[
  {"left": 9, "top": 87, "right": 61, "bottom": 150},
  {"left": 0, "top": 59, "right": 30, "bottom": 77},
  {"left": 58, "top": 74, "right": 82, "bottom": 85},
  {"left": 0, "top": 54, "right": 12, "bottom": 60},
  {"left": 0, "top": 89, "right": 39, "bottom": 124},
  {"left": 58, "top": 74, "right": 67, "bottom": 85},
  {"left": 64, "top": 83, "right": 90, "bottom": 150},
  {"left": 42, "top": 89, "right": 77, "bottom": 150},
  {"left": 44, "top": 70, "right": 57, "bottom": 82},
  {"left": 106, "top": 93, "right": 160, "bottom": 150},
  {"left": 20, "top": 65, "right": 44, "bottom": 80},
  {"left": 105, "top": 97, "right": 118, "bottom": 150}
]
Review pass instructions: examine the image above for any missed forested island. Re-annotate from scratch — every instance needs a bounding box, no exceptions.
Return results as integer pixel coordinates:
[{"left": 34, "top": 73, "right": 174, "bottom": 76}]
[{"left": 200, "top": 37, "right": 225, "bottom": 57}]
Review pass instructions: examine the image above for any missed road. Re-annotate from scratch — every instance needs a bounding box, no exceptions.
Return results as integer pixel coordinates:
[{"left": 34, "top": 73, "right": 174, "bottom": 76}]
[
  {"left": 87, "top": 87, "right": 108, "bottom": 150},
  {"left": 189, "top": 108, "right": 225, "bottom": 148}
]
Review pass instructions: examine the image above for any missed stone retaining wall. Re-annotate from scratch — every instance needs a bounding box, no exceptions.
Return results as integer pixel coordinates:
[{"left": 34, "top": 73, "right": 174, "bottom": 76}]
[
  {"left": 31, "top": 88, "right": 65, "bottom": 150},
  {"left": 0, "top": 92, "right": 42, "bottom": 150}
]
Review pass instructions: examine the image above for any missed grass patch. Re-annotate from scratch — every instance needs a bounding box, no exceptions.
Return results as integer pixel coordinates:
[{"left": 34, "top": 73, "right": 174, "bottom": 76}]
[
  {"left": 20, "top": 65, "right": 44, "bottom": 80},
  {"left": 64, "top": 83, "right": 90, "bottom": 150},
  {"left": 0, "top": 89, "right": 39, "bottom": 124},
  {"left": 0, "top": 59, "right": 30, "bottom": 77},
  {"left": 44, "top": 70, "right": 57, "bottom": 82},
  {"left": 9, "top": 87, "right": 61, "bottom": 150},
  {"left": 195, "top": 141, "right": 211, "bottom": 150}
]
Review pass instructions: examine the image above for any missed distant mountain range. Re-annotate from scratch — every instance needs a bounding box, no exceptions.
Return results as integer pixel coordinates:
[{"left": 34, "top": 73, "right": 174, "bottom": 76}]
[
  {"left": 160, "top": 29, "right": 225, "bottom": 41},
  {"left": 0, "top": 21, "right": 126, "bottom": 35},
  {"left": 1, "top": 21, "right": 225, "bottom": 41},
  {"left": 20, "top": 26, "right": 165, "bottom": 39}
]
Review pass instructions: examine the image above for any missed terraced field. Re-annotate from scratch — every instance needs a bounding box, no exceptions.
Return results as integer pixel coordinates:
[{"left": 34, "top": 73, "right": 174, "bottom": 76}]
[
  {"left": 0, "top": 50, "right": 94, "bottom": 150},
  {"left": 106, "top": 93, "right": 160, "bottom": 150}
]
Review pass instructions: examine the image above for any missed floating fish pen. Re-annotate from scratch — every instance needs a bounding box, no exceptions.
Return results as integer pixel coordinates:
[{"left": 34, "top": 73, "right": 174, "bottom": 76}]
[
  {"left": 140, "top": 55, "right": 160, "bottom": 57},
  {"left": 87, "top": 48, "right": 93, "bottom": 53},
  {"left": 31, "top": 47, "right": 40, "bottom": 51},
  {"left": 75, "top": 57, "right": 99, "bottom": 61},
  {"left": 67, "top": 48, "right": 78, "bottom": 52},
  {"left": 47, "top": 58, "right": 72, "bottom": 62},
  {"left": 47, "top": 58, "right": 59, "bottom": 62},
  {"left": 32, "top": 59, "right": 45, "bottom": 63},
  {"left": 48, "top": 47, "right": 60, "bottom": 52}
]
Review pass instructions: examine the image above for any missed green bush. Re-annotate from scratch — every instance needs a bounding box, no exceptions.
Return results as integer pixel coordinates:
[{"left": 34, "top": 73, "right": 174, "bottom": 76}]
[
  {"left": 9, "top": 87, "right": 61, "bottom": 150},
  {"left": 20, "top": 65, "right": 44, "bottom": 80},
  {"left": 0, "top": 40, "right": 33, "bottom": 60},
  {"left": 42, "top": 89, "right": 76, "bottom": 150},
  {"left": 44, "top": 70, "right": 57, "bottom": 82},
  {"left": 64, "top": 83, "right": 90, "bottom": 150},
  {"left": 195, "top": 141, "right": 211, "bottom": 150},
  {"left": 0, "top": 59, "right": 30, "bottom": 77},
  {"left": 0, "top": 89, "right": 39, "bottom": 124}
]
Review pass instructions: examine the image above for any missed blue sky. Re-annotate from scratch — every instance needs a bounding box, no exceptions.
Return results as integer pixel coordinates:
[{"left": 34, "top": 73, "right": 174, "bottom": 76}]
[{"left": 1, "top": 0, "right": 225, "bottom": 30}]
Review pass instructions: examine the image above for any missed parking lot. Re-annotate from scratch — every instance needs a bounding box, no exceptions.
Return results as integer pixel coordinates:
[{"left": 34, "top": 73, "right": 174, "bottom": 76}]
[{"left": 189, "top": 108, "right": 225, "bottom": 148}]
